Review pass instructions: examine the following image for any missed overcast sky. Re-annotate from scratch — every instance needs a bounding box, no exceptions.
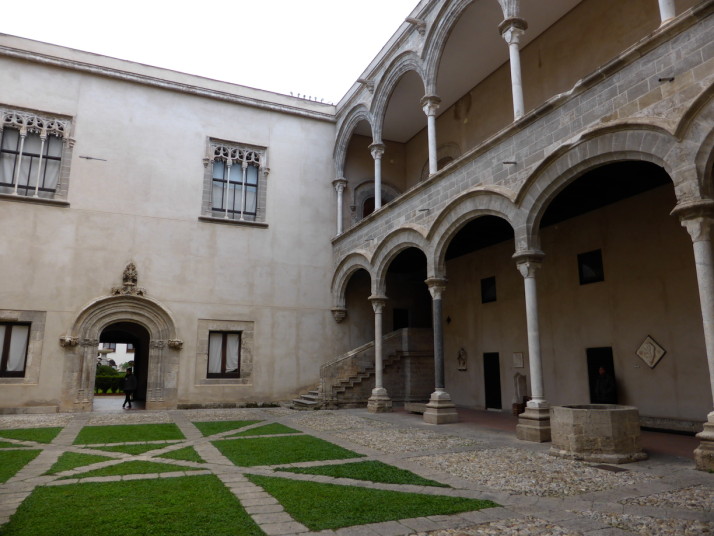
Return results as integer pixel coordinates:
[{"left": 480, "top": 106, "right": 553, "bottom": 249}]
[{"left": 1, "top": 0, "right": 421, "bottom": 104}]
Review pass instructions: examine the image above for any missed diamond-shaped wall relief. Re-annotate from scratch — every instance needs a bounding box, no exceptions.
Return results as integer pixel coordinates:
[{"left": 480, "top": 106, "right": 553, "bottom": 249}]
[{"left": 636, "top": 336, "right": 666, "bottom": 368}]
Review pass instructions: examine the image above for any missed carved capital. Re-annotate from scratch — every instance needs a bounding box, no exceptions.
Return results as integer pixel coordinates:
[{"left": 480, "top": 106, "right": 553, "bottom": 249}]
[
  {"left": 671, "top": 199, "right": 714, "bottom": 242},
  {"left": 331, "top": 307, "right": 347, "bottom": 323},
  {"left": 332, "top": 178, "right": 348, "bottom": 195},
  {"left": 368, "top": 295, "right": 388, "bottom": 314},
  {"left": 420, "top": 95, "right": 442, "bottom": 117},
  {"left": 59, "top": 336, "right": 79, "bottom": 348},
  {"left": 425, "top": 277, "right": 448, "bottom": 300},
  {"left": 514, "top": 250, "right": 544, "bottom": 278},
  {"left": 369, "top": 143, "right": 385, "bottom": 160},
  {"left": 499, "top": 17, "right": 528, "bottom": 41},
  {"left": 167, "top": 339, "right": 183, "bottom": 350}
]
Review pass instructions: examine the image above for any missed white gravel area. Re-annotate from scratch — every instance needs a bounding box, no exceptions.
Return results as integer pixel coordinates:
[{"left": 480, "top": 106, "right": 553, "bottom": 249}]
[
  {"left": 288, "top": 411, "right": 391, "bottom": 431},
  {"left": 411, "top": 517, "right": 584, "bottom": 536},
  {"left": 337, "top": 428, "right": 481, "bottom": 454},
  {"left": 87, "top": 412, "right": 173, "bottom": 425},
  {"left": 177, "top": 408, "right": 270, "bottom": 422},
  {"left": 410, "top": 447, "right": 656, "bottom": 497},
  {"left": 0, "top": 414, "right": 75, "bottom": 428},
  {"left": 620, "top": 485, "right": 714, "bottom": 511},
  {"left": 576, "top": 510, "right": 714, "bottom": 535}
]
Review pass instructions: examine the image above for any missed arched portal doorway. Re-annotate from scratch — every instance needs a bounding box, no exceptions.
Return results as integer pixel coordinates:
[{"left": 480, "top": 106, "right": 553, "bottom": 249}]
[
  {"left": 60, "top": 295, "right": 182, "bottom": 412},
  {"left": 99, "top": 322, "right": 151, "bottom": 408}
]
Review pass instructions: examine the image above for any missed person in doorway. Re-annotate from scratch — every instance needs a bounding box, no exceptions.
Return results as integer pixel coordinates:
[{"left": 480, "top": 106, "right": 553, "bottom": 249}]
[
  {"left": 593, "top": 366, "right": 617, "bottom": 404},
  {"left": 121, "top": 368, "right": 138, "bottom": 409}
]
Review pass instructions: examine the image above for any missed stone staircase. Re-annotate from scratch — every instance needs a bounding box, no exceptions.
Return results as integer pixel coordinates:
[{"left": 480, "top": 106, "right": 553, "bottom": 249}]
[{"left": 291, "top": 328, "right": 434, "bottom": 410}]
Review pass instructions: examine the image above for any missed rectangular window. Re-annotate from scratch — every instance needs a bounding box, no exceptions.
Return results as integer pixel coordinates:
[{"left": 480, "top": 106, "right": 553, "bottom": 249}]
[
  {"left": 0, "top": 323, "right": 30, "bottom": 377},
  {"left": 207, "top": 331, "right": 241, "bottom": 378},
  {"left": 0, "top": 109, "right": 70, "bottom": 200},
  {"left": 481, "top": 276, "right": 497, "bottom": 303},
  {"left": 578, "top": 249, "right": 605, "bottom": 285}
]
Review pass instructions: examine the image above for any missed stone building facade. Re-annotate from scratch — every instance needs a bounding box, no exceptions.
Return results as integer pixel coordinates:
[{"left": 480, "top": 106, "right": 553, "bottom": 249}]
[{"left": 1, "top": 0, "right": 713, "bottom": 468}]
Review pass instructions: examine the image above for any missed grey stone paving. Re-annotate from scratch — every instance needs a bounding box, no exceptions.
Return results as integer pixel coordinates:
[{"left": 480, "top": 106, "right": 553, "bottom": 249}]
[{"left": 0, "top": 407, "right": 712, "bottom": 535}]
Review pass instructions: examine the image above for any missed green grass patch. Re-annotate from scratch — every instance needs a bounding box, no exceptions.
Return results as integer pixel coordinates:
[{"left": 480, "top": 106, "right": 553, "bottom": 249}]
[
  {"left": 2, "top": 475, "right": 264, "bottom": 536},
  {"left": 276, "top": 460, "right": 449, "bottom": 487},
  {"left": 73, "top": 423, "right": 184, "bottom": 445},
  {"left": 44, "top": 452, "right": 114, "bottom": 476},
  {"left": 0, "top": 440, "right": 23, "bottom": 449},
  {"left": 248, "top": 474, "right": 497, "bottom": 530},
  {"left": 88, "top": 442, "right": 178, "bottom": 455},
  {"left": 231, "top": 423, "right": 301, "bottom": 437},
  {"left": 192, "top": 420, "right": 261, "bottom": 437},
  {"left": 212, "top": 435, "right": 363, "bottom": 467},
  {"left": 0, "top": 427, "right": 62, "bottom": 444},
  {"left": 157, "top": 446, "right": 205, "bottom": 463},
  {"left": 61, "top": 460, "right": 202, "bottom": 479},
  {"left": 0, "top": 449, "right": 41, "bottom": 483}
]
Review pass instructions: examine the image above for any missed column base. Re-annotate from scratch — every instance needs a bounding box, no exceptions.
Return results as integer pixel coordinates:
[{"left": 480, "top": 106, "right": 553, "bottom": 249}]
[
  {"left": 423, "top": 390, "right": 458, "bottom": 424},
  {"left": 516, "top": 406, "right": 551, "bottom": 442},
  {"left": 367, "top": 389, "right": 392, "bottom": 413},
  {"left": 694, "top": 413, "right": 714, "bottom": 471}
]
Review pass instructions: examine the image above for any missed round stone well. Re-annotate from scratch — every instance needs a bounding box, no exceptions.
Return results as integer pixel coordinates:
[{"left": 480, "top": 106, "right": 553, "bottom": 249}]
[{"left": 550, "top": 404, "right": 647, "bottom": 464}]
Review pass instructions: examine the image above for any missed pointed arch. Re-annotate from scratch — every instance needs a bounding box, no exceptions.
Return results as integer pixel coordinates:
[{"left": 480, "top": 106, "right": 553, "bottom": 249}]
[
  {"left": 334, "top": 104, "right": 373, "bottom": 178},
  {"left": 372, "top": 226, "right": 430, "bottom": 294},
  {"left": 676, "top": 85, "right": 714, "bottom": 199},
  {"left": 422, "top": 0, "right": 473, "bottom": 90},
  {"left": 331, "top": 251, "right": 373, "bottom": 309}
]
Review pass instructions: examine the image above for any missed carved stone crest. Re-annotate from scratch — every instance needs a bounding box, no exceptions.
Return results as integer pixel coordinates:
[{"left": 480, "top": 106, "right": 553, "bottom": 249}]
[
  {"left": 111, "top": 262, "right": 147, "bottom": 296},
  {"left": 636, "top": 336, "right": 666, "bottom": 369},
  {"left": 167, "top": 339, "right": 184, "bottom": 350},
  {"left": 457, "top": 348, "right": 467, "bottom": 371}
]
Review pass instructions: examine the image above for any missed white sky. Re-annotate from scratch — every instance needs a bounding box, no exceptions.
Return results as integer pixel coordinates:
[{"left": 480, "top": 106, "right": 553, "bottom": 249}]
[{"left": 1, "top": 0, "right": 421, "bottom": 104}]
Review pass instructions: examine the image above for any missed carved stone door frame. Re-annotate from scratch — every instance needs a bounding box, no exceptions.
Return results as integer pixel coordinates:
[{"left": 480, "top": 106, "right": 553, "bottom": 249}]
[{"left": 60, "top": 295, "right": 182, "bottom": 412}]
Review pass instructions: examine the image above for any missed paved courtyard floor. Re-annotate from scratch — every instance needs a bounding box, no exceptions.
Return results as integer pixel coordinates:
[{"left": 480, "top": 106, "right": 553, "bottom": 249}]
[{"left": 0, "top": 403, "right": 712, "bottom": 535}]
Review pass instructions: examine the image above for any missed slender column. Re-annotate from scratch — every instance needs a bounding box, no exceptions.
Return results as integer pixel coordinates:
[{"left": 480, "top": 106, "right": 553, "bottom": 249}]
[
  {"left": 658, "top": 0, "right": 676, "bottom": 23},
  {"left": 12, "top": 129, "right": 27, "bottom": 195},
  {"left": 367, "top": 295, "right": 391, "bottom": 412},
  {"left": 673, "top": 200, "right": 714, "bottom": 470},
  {"left": 223, "top": 160, "right": 232, "bottom": 219},
  {"left": 369, "top": 143, "right": 385, "bottom": 210},
  {"left": 499, "top": 19, "right": 528, "bottom": 120},
  {"left": 332, "top": 178, "right": 347, "bottom": 235},
  {"left": 423, "top": 278, "right": 458, "bottom": 424},
  {"left": 514, "top": 251, "right": 551, "bottom": 442},
  {"left": 239, "top": 161, "right": 248, "bottom": 221},
  {"left": 421, "top": 95, "right": 441, "bottom": 175},
  {"left": 33, "top": 133, "right": 47, "bottom": 198}
]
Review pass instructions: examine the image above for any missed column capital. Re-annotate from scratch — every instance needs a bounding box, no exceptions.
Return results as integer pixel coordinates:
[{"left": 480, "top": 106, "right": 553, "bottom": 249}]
[
  {"left": 368, "top": 294, "right": 388, "bottom": 313},
  {"left": 369, "top": 143, "right": 385, "bottom": 160},
  {"left": 332, "top": 177, "right": 347, "bottom": 193},
  {"left": 671, "top": 199, "right": 714, "bottom": 242},
  {"left": 425, "top": 277, "right": 447, "bottom": 299},
  {"left": 499, "top": 17, "right": 528, "bottom": 41},
  {"left": 420, "top": 95, "right": 442, "bottom": 117},
  {"left": 513, "top": 250, "right": 544, "bottom": 278}
]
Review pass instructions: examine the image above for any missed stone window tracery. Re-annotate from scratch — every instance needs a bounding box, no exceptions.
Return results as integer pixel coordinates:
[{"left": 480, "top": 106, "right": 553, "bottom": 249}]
[{"left": 0, "top": 108, "right": 73, "bottom": 201}]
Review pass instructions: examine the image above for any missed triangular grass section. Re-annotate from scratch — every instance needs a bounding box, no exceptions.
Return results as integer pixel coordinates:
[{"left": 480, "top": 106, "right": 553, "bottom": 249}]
[
  {"left": 45, "top": 452, "right": 114, "bottom": 476},
  {"left": 0, "top": 427, "right": 62, "bottom": 444},
  {"left": 212, "top": 435, "right": 364, "bottom": 467},
  {"left": 0, "top": 449, "right": 41, "bottom": 484},
  {"left": 2, "top": 475, "right": 264, "bottom": 536},
  {"left": 73, "top": 423, "right": 184, "bottom": 445},
  {"left": 276, "top": 460, "right": 449, "bottom": 487},
  {"left": 61, "top": 460, "right": 203, "bottom": 480},
  {"left": 230, "top": 423, "right": 302, "bottom": 437},
  {"left": 88, "top": 442, "right": 179, "bottom": 455},
  {"left": 192, "top": 420, "right": 261, "bottom": 437},
  {"left": 156, "top": 446, "right": 205, "bottom": 463},
  {"left": 248, "top": 474, "right": 498, "bottom": 531}
]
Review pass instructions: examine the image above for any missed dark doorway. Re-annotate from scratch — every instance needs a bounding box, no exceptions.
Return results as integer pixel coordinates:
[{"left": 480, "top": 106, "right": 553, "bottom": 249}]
[
  {"left": 587, "top": 347, "right": 618, "bottom": 404},
  {"left": 393, "top": 308, "right": 409, "bottom": 330},
  {"left": 97, "top": 322, "right": 151, "bottom": 408},
  {"left": 483, "top": 352, "right": 502, "bottom": 409}
]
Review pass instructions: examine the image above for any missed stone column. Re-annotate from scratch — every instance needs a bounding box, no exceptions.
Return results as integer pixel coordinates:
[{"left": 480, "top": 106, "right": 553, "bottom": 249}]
[
  {"left": 421, "top": 95, "right": 441, "bottom": 175},
  {"left": 514, "top": 251, "right": 551, "bottom": 442},
  {"left": 369, "top": 143, "right": 385, "bottom": 210},
  {"left": 672, "top": 200, "right": 714, "bottom": 471},
  {"left": 658, "top": 0, "right": 676, "bottom": 23},
  {"left": 499, "top": 18, "right": 528, "bottom": 120},
  {"left": 332, "top": 178, "right": 347, "bottom": 235},
  {"left": 367, "top": 295, "right": 392, "bottom": 412},
  {"left": 423, "top": 278, "right": 458, "bottom": 424}
]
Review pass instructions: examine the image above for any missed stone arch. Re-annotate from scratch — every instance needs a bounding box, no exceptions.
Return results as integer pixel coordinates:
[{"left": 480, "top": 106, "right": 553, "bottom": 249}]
[
  {"left": 422, "top": 0, "right": 473, "bottom": 90},
  {"left": 420, "top": 142, "right": 462, "bottom": 181},
  {"left": 351, "top": 180, "right": 402, "bottom": 222},
  {"left": 428, "top": 187, "right": 520, "bottom": 276},
  {"left": 331, "top": 252, "right": 373, "bottom": 309},
  {"left": 676, "top": 85, "right": 714, "bottom": 199},
  {"left": 519, "top": 126, "right": 684, "bottom": 250},
  {"left": 61, "top": 294, "right": 181, "bottom": 412},
  {"left": 371, "top": 52, "right": 427, "bottom": 138},
  {"left": 334, "top": 104, "right": 373, "bottom": 178},
  {"left": 372, "top": 226, "right": 430, "bottom": 294}
]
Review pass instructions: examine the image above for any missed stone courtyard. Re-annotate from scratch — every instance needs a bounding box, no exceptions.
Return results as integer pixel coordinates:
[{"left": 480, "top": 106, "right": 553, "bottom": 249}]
[{"left": 0, "top": 406, "right": 712, "bottom": 535}]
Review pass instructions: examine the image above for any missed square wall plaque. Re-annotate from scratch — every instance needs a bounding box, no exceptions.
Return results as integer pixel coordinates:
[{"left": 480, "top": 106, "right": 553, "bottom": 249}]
[{"left": 636, "top": 336, "right": 666, "bottom": 368}]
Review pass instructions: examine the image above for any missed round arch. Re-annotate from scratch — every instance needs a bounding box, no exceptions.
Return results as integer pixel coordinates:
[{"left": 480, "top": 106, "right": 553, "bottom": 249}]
[
  {"left": 372, "top": 226, "right": 430, "bottom": 294},
  {"left": 334, "top": 104, "right": 374, "bottom": 178},
  {"left": 331, "top": 252, "right": 374, "bottom": 310},
  {"left": 60, "top": 294, "right": 181, "bottom": 412}
]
